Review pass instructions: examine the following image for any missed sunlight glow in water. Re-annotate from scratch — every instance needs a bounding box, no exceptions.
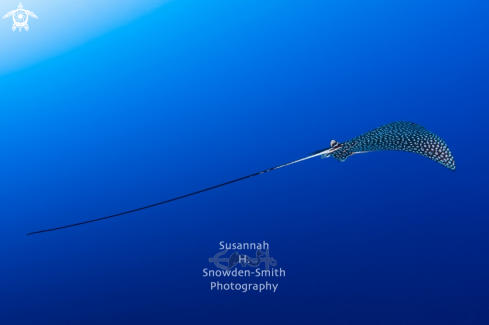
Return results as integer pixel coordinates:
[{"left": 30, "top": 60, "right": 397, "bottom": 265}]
[{"left": 0, "top": 0, "right": 171, "bottom": 75}]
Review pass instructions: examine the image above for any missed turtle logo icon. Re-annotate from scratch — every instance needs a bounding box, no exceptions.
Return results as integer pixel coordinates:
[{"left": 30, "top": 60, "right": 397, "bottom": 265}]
[{"left": 3, "top": 3, "right": 38, "bottom": 32}]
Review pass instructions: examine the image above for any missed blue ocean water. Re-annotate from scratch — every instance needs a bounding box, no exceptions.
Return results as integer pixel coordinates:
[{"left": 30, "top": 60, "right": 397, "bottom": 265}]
[{"left": 1, "top": 0, "right": 488, "bottom": 324}]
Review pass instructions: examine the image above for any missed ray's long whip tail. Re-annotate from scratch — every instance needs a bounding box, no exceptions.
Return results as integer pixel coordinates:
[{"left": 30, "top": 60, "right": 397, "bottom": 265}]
[{"left": 27, "top": 147, "right": 340, "bottom": 235}]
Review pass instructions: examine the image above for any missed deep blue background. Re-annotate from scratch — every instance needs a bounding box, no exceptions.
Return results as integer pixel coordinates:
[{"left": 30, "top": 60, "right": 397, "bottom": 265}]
[{"left": 1, "top": 0, "right": 488, "bottom": 324}]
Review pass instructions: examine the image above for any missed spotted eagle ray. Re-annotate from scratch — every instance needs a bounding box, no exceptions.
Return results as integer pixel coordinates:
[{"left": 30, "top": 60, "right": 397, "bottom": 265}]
[{"left": 27, "top": 122, "right": 455, "bottom": 235}]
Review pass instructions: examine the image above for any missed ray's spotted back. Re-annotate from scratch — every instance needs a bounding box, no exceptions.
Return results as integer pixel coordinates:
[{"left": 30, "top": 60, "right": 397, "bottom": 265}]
[{"left": 324, "top": 122, "right": 456, "bottom": 171}]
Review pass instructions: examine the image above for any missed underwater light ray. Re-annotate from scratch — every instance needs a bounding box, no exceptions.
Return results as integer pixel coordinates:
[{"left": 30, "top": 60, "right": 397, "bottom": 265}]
[{"left": 27, "top": 121, "right": 455, "bottom": 236}]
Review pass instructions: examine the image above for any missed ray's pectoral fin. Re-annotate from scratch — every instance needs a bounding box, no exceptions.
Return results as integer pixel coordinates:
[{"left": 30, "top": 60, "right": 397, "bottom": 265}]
[{"left": 327, "top": 122, "right": 456, "bottom": 171}]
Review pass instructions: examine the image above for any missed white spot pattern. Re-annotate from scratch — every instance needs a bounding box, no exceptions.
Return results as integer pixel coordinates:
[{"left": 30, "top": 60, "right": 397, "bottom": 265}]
[{"left": 329, "top": 122, "right": 456, "bottom": 171}]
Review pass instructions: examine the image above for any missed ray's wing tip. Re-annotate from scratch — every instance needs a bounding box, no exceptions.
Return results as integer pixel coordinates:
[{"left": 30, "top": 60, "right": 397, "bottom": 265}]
[{"left": 446, "top": 161, "right": 456, "bottom": 171}]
